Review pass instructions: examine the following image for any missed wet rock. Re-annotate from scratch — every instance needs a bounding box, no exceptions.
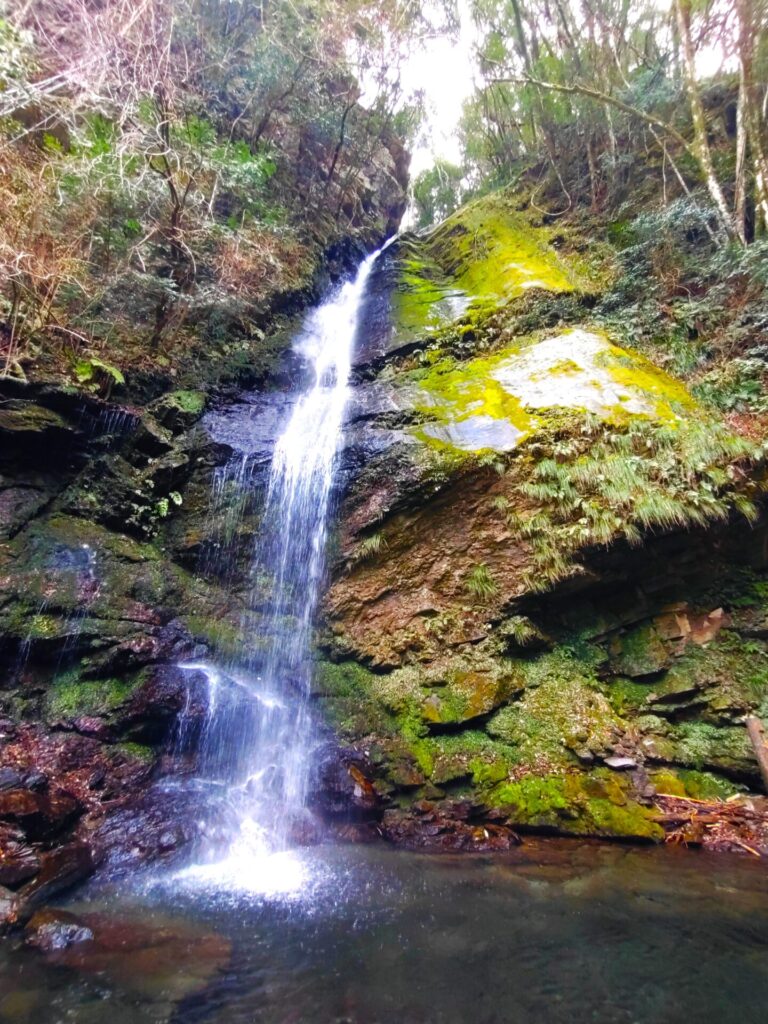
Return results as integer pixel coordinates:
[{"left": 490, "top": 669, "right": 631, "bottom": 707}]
[
  {"left": 381, "top": 803, "right": 521, "bottom": 852},
  {"left": 604, "top": 756, "right": 638, "bottom": 771},
  {"left": 71, "top": 716, "right": 113, "bottom": 740},
  {"left": 91, "top": 790, "right": 199, "bottom": 872},
  {"left": 0, "top": 769, "right": 25, "bottom": 792},
  {"left": 0, "top": 885, "right": 18, "bottom": 929},
  {"left": 149, "top": 390, "right": 206, "bottom": 433},
  {"left": 121, "top": 663, "right": 208, "bottom": 744},
  {"left": 41, "top": 910, "right": 231, "bottom": 1002},
  {"left": 13, "top": 842, "right": 96, "bottom": 921},
  {"left": 24, "top": 908, "right": 94, "bottom": 951},
  {"left": 130, "top": 415, "right": 175, "bottom": 456},
  {"left": 0, "top": 789, "right": 82, "bottom": 841},
  {"left": 312, "top": 746, "right": 379, "bottom": 819},
  {"left": 0, "top": 825, "right": 41, "bottom": 887},
  {"left": 0, "top": 401, "right": 78, "bottom": 448}
]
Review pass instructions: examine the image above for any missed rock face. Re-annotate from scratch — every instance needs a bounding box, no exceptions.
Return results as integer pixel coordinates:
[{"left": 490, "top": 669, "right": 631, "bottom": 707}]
[{"left": 316, "top": 188, "right": 768, "bottom": 849}]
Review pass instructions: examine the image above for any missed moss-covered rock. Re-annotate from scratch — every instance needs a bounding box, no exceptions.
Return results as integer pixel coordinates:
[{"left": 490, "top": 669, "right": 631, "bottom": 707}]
[
  {"left": 489, "top": 772, "right": 664, "bottom": 841},
  {"left": 318, "top": 187, "right": 768, "bottom": 845}
]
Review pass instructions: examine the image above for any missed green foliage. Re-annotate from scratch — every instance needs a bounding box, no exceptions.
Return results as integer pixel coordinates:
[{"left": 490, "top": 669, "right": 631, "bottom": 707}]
[
  {"left": 73, "top": 356, "right": 125, "bottom": 394},
  {"left": 354, "top": 532, "right": 388, "bottom": 562},
  {"left": 1, "top": 0, "right": 419, "bottom": 381},
  {"left": 465, "top": 563, "right": 498, "bottom": 600},
  {"left": 412, "top": 159, "right": 466, "bottom": 229},
  {"left": 693, "top": 359, "right": 768, "bottom": 413},
  {"left": 510, "top": 415, "right": 762, "bottom": 590}
]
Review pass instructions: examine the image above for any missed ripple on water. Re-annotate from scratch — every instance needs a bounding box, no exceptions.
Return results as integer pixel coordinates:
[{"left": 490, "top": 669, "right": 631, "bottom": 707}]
[{"left": 2, "top": 841, "right": 768, "bottom": 1024}]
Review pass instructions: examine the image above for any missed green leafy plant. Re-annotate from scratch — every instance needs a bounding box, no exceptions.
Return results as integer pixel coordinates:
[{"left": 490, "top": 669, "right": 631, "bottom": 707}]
[
  {"left": 354, "top": 532, "right": 388, "bottom": 562},
  {"left": 466, "top": 563, "right": 498, "bottom": 601},
  {"left": 73, "top": 356, "right": 125, "bottom": 397}
]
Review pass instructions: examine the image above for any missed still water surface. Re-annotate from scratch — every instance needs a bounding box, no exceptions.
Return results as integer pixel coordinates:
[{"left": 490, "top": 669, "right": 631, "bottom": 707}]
[{"left": 1, "top": 840, "right": 767, "bottom": 1024}]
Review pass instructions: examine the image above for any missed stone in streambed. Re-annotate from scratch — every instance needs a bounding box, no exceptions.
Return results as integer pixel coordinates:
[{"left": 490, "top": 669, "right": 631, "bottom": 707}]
[
  {"left": 38, "top": 910, "right": 232, "bottom": 1003},
  {"left": 0, "top": 824, "right": 40, "bottom": 887},
  {"left": 24, "top": 909, "right": 94, "bottom": 951}
]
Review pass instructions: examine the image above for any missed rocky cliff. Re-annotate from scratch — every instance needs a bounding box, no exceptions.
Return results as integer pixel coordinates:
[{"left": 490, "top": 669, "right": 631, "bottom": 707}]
[{"left": 316, "top": 189, "right": 768, "bottom": 851}]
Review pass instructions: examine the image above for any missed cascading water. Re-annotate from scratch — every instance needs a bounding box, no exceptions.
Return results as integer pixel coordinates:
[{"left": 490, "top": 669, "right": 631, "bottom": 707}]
[{"left": 173, "top": 243, "right": 388, "bottom": 894}]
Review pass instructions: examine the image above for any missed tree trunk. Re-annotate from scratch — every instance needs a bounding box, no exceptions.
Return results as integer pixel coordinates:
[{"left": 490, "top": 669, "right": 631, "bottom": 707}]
[
  {"left": 737, "top": 0, "right": 768, "bottom": 235},
  {"left": 675, "top": 0, "right": 741, "bottom": 241},
  {"left": 734, "top": 56, "right": 748, "bottom": 243}
]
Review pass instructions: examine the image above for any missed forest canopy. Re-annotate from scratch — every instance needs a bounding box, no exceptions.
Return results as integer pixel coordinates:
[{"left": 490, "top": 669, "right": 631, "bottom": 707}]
[{"left": 413, "top": 0, "right": 768, "bottom": 246}]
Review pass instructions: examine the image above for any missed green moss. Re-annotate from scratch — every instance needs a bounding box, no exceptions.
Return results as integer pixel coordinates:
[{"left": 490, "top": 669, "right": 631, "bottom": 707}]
[
  {"left": 408, "top": 347, "right": 536, "bottom": 454},
  {"left": 487, "top": 650, "right": 619, "bottom": 770},
  {"left": 489, "top": 771, "right": 663, "bottom": 840},
  {"left": 648, "top": 769, "right": 688, "bottom": 797},
  {"left": 183, "top": 614, "right": 242, "bottom": 658},
  {"left": 609, "top": 624, "right": 669, "bottom": 677},
  {"left": 388, "top": 192, "right": 581, "bottom": 347},
  {"left": 312, "top": 659, "right": 398, "bottom": 739},
  {"left": 677, "top": 769, "right": 742, "bottom": 800},
  {"left": 606, "top": 676, "right": 652, "bottom": 715},
  {"left": 111, "top": 742, "right": 156, "bottom": 763},
  {"left": 167, "top": 390, "right": 205, "bottom": 415},
  {"left": 669, "top": 721, "right": 753, "bottom": 773},
  {"left": 46, "top": 668, "right": 141, "bottom": 719},
  {"left": 651, "top": 630, "right": 768, "bottom": 710},
  {"left": 426, "top": 193, "right": 577, "bottom": 302}
]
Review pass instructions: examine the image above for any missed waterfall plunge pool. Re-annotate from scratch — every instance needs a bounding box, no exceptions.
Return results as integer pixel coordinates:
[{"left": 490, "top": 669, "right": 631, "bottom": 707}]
[{"left": 2, "top": 839, "right": 767, "bottom": 1024}]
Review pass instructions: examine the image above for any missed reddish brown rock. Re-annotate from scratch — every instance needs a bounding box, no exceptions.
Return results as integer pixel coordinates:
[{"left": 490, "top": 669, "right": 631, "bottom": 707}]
[
  {"left": 0, "top": 788, "right": 82, "bottom": 841},
  {"left": 381, "top": 802, "right": 521, "bottom": 852}
]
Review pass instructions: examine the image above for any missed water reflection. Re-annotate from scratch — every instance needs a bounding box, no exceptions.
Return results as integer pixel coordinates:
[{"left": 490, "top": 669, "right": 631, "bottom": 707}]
[{"left": 2, "top": 841, "right": 767, "bottom": 1024}]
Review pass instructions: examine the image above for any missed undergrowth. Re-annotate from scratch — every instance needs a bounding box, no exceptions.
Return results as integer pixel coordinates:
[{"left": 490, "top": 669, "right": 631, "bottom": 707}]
[{"left": 507, "top": 414, "right": 764, "bottom": 591}]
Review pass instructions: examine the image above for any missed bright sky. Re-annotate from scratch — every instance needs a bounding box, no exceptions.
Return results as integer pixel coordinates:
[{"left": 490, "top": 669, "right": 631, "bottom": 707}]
[{"left": 399, "top": 0, "right": 478, "bottom": 175}]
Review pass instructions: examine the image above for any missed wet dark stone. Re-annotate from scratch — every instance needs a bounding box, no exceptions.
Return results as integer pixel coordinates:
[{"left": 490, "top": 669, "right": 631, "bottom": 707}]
[
  {"left": 312, "top": 746, "right": 379, "bottom": 820},
  {"left": 14, "top": 842, "right": 96, "bottom": 921},
  {"left": 92, "top": 790, "right": 199, "bottom": 873},
  {"left": 25, "top": 909, "right": 95, "bottom": 952},
  {"left": 0, "top": 789, "right": 82, "bottom": 841},
  {"left": 0, "top": 885, "right": 18, "bottom": 929},
  {"left": 0, "top": 769, "right": 24, "bottom": 792},
  {"left": 120, "top": 663, "right": 209, "bottom": 744},
  {"left": 71, "top": 716, "right": 113, "bottom": 741},
  {"left": 381, "top": 804, "right": 521, "bottom": 852},
  {"left": 0, "top": 825, "right": 41, "bottom": 887},
  {"left": 21, "top": 771, "right": 48, "bottom": 792}
]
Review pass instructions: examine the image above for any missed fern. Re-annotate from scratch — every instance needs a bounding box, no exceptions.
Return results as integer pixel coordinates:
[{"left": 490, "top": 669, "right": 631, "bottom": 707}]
[
  {"left": 354, "top": 532, "right": 387, "bottom": 562},
  {"left": 465, "top": 563, "right": 498, "bottom": 600}
]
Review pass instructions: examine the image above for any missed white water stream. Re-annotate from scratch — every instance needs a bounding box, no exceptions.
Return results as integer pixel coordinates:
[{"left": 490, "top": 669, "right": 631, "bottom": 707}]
[{"left": 173, "top": 244, "right": 388, "bottom": 895}]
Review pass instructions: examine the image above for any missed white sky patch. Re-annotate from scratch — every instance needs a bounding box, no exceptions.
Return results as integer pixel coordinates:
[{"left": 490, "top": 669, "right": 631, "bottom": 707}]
[{"left": 401, "top": 0, "right": 478, "bottom": 175}]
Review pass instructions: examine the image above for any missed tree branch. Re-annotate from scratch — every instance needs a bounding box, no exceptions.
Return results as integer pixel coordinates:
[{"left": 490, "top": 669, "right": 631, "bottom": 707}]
[{"left": 490, "top": 73, "right": 694, "bottom": 156}]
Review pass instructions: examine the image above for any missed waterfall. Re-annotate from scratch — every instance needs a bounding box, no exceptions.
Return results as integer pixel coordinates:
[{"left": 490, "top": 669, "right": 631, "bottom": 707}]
[{"left": 173, "top": 243, "right": 388, "bottom": 894}]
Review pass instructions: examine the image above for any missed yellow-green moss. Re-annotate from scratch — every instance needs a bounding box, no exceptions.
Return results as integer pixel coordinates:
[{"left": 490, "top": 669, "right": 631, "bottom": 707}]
[
  {"left": 389, "top": 191, "right": 583, "bottom": 346},
  {"left": 405, "top": 328, "right": 702, "bottom": 456},
  {"left": 490, "top": 772, "right": 663, "bottom": 840},
  {"left": 487, "top": 650, "right": 619, "bottom": 770}
]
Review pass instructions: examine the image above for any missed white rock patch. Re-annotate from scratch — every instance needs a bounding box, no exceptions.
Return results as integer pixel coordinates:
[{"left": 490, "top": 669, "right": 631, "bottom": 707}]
[{"left": 492, "top": 329, "right": 655, "bottom": 416}]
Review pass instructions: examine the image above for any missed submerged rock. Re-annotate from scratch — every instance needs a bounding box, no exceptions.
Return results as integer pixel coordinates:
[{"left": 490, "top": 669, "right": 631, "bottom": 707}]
[{"left": 24, "top": 909, "right": 95, "bottom": 952}]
